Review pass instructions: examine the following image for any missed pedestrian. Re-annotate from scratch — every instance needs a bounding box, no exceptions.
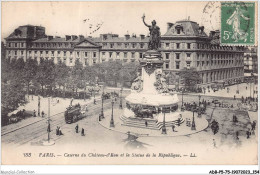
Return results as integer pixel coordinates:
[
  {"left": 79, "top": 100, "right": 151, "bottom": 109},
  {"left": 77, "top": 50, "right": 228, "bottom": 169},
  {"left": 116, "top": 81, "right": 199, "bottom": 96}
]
[
  {"left": 236, "top": 131, "right": 239, "bottom": 140},
  {"left": 94, "top": 98, "right": 96, "bottom": 104},
  {"left": 246, "top": 129, "right": 251, "bottom": 139},
  {"left": 252, "top": 121, "right": 256, "bottom": 131},
  {"left": 56, "top": 126, "right": 59, "bottom": 135},
  {"left": 59, "top": 127, "right": 62, "bottom": 136},
  {"left": 213, "top": 139, "right": 217, "bottom": 148},
  {"left": 75, "top": 124, "right": 79, "bottom": 133},
  {"left": 145, "top": 121, "right": 148, "bottom": 127},
  {"left": 172, "top": 125, "right": 175, "bottom": 132},
  {"left": 33, "top": 110, "right": 36, "bottom": 117},
  {"left": 31, "top": 95, "right": 34, "bottom": 100},
  {"left": 234, "top": 95, "right": 236, "bottom": 100},
  {"left": 41, "top": 111, "right": 45, "bottom": 118},
  {"left": 246, "top": 86, "right": 247, "bottom": 90},
  {"left": 81, "top": 128, "right": 85, "bottom": 136}
]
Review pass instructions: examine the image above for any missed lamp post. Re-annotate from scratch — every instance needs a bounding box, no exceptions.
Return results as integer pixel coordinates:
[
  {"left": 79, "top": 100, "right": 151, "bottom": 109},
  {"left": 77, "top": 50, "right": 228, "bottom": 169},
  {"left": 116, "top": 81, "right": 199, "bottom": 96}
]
[
  {"left": 110, "top": 99, "right": 115, "bottom": 127},
  {"left": 181, "top": 88, "right": 184, "bottom": 111},
  {"left": 38, "top": 95, "right": 41, "bottom": 116},
  {"left": 100, "top": 92, "right": 104, "bottom": 119},
  {"left": 198, "top": 94, "right": 201, "bottom": 106},
  {"left": 191, "top": 108, "right": 196, "bottom": 130},
  {"left": 161, "top": 107, "right": 167, "bottom": 134},
  {"left": 119, "top": 86, "right": 123, "bottom": 109},
  {"left": 47, "top": 97, "right": 51, "bottom": 142}
]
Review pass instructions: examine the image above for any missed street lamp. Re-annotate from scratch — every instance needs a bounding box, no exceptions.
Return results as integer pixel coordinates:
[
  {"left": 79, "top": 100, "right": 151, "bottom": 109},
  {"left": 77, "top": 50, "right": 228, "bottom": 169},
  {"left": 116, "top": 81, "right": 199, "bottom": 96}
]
[
  {"left": 38, "top": 95, "right": 41, "bottom": 116},
  {"left": 198, "top": 94, "right": 201, "bottom": 106},
  {"left": 161, "top": 107, "right": 167, "bottom": 134},
  {"left": 100, "top": 92, "right": 104, "bottom": 119},
  {"left": 119, "top": 86, "right": 123, "bottom": 109},
  {"left": 110, "top": 99, "right": 115, "bottom": 127},
  {"left": 181, "top": 88, "right": 184, "bottom": 111}
]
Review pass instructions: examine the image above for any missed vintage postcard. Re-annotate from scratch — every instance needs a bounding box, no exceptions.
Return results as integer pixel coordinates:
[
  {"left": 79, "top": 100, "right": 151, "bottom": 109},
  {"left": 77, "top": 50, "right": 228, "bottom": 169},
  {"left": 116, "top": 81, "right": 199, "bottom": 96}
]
[{"left": 1, "top": 1, "right": 259, "bottom": 168}]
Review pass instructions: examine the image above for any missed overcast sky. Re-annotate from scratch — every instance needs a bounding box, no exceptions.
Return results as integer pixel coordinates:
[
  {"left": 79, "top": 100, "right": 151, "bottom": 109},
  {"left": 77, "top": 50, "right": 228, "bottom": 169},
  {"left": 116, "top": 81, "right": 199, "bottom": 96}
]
[{"left": 2, "top": 1, "right": 220, "bottom": 40}]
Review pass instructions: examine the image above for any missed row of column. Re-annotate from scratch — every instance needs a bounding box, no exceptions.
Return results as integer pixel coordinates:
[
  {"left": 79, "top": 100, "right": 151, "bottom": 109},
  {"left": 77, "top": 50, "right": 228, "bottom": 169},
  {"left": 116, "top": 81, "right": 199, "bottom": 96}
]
[{"left": 201, "top": 68, "right": 244, "bottom": 83}]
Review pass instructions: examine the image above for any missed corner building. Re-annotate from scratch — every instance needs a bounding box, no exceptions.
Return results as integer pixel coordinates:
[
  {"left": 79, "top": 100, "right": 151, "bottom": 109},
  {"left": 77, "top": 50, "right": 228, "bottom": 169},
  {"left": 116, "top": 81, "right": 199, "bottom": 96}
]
[{"left": 5, "top": 20, "right": 245, "bottom": 87}]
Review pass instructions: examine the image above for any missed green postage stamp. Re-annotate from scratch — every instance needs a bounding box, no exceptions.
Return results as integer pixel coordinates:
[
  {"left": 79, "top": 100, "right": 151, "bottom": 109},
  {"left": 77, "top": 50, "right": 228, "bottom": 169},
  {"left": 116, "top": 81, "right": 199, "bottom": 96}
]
[{"left": 221, "top": 1, "right": 256, "bottom": 45}]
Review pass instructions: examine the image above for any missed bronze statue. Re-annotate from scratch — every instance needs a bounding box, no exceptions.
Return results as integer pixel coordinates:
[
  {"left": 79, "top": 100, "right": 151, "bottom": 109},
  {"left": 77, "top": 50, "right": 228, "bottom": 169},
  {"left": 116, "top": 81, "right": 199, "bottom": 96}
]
[{"left": 142, "top": 14, "right": 161, "bottom": 50}]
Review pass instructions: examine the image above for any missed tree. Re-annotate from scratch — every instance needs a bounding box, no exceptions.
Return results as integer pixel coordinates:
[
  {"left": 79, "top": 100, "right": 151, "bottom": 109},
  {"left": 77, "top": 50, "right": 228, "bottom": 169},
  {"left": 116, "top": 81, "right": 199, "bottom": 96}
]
[
  {"left": 179, "top": 67, "right": 202, "bottom": 91},
  {"left": 23, "top": 58, "right": 38, "bottom": 97},
  {"left": 55, "top": 61, "right": 69, "bottom": 97}
]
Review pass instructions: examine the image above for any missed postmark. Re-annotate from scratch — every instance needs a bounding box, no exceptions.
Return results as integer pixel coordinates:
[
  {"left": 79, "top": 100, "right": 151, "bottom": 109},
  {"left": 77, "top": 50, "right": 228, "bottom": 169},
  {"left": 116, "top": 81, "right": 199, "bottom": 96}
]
[{"left": 221, "top": 1, "right": 255, "bottom": 45}]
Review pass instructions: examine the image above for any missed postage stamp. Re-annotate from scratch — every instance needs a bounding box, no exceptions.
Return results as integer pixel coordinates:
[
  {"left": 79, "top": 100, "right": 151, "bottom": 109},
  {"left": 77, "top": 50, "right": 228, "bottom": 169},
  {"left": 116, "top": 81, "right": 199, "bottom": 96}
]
[{"left": 221, "top": 1, "right": 255, "bottom": 45}]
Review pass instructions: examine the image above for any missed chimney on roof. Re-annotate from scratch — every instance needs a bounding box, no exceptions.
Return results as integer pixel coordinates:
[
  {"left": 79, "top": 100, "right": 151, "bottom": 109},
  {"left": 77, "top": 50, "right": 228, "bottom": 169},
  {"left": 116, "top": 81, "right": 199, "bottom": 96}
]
[
  {"left": 167, "top": 23, "right": 174, "bottom": 30},
  {"left": 71, "top": 35, "right": 78, "bottom": 40},
  {"left": 199, "top": 26, "right": 205, "bottom": 34},
  {"left": 65, "top": 35, "right": 71, "bottom": 41},
  {"left": 125, "top": 34, "right": 130, "bottom": 40},
  {"left": 140, "top": 34, "right": 145, "bottom": 40},
  {"left": 79, "top": 35, "right": 84, "bottom": 41},
  {"left": 47, "top": 36, "right": 53, "bottom": 41}
]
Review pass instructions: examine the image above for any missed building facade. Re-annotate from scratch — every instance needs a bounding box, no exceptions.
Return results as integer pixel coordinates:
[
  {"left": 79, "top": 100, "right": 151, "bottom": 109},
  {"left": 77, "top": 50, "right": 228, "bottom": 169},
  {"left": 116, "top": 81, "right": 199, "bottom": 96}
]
[
  {"left": 5, "top": 20, "right": 245, "bottom": 86},
  {"left": 244, "top": 47, "right": 258, "bottom": 74}
]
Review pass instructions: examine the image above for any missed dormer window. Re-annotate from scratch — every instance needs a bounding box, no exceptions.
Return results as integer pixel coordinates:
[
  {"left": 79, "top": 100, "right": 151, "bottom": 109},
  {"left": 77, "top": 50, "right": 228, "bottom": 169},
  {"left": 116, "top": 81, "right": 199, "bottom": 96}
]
[{"left": 175, "top": 25, "right": 183, "bottom": 35}]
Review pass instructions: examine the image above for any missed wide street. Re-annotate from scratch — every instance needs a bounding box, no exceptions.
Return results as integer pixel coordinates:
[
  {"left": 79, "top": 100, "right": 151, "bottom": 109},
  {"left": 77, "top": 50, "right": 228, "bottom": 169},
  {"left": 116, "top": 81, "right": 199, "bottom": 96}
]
[{"left": 1, "top": 84, "right": 258, "bottom": 164}]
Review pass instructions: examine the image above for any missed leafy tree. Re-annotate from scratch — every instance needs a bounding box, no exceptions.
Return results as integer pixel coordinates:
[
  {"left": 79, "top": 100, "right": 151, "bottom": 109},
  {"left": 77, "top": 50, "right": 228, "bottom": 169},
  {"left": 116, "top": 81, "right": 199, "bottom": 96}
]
[
  {"left": 55, "top": 61, "right": 70, "bottom": 97},
  {"left": 23, "top": 58, "right": 38, "bottom": 97},
  {"left": 179, "top": 67, "right": 202, "bottom": 90}
]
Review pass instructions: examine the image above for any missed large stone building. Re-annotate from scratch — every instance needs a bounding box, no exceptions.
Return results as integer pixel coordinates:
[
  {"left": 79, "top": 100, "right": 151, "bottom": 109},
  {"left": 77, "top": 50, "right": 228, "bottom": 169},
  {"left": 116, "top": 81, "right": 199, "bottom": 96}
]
[
  {"left": 244, "top": 47, "right": 258, "bottom": 74},
  {"left": 5, "top": 20, "right": 245, "bottom": 87}
]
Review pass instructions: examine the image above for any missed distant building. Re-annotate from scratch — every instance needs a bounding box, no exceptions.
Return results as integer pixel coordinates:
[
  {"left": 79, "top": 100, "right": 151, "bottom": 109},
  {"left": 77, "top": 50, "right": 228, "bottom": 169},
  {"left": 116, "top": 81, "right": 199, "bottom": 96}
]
[
  {"left": 4, "top": 20, "right": 245, "bottom": 87},
  {"left": 244, "top": 47, "right": 258, "bottom": 73}
]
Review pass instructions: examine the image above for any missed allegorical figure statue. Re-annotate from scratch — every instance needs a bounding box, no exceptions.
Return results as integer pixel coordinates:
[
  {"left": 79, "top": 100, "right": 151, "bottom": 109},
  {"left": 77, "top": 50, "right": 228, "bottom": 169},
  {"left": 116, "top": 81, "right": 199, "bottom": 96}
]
[{"left": 142, "top": 14, "right": 161, "bottom": 50}]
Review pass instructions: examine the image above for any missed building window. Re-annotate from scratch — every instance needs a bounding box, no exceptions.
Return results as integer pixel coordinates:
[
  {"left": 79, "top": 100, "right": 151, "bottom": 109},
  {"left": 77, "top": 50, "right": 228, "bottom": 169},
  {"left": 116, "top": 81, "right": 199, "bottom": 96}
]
[
  {"left": 125, "top": 43, "right": 128, "bottom": 48},
  {"left": 186, "top": 53, "right": 191, "bottom": 58},
  {"left": 139, "top": 53, "right": 143, "bottom": 58},
  {"left": 92, "top": 52, "right": 96, "bottom": 58},
  {"left": 131, "top": 53, "right": 135, "bottom": 58},
  {"left": 165, "top": 53, "right": 170, "bottom": 59},
  {"left": 202, "top": 61, "right": 204, "bottom": 66},
  {"left": 70, "top": 58, "right": 73, "bottom": 63},
  {"left": 40, "top": 51, "right": 43, "bottom": 56},
  {"left": 176, "top": 61, "right": 180, "bottom": 69},
  {"left": 21, "top": 51, "right": 24, "bottom": 55},
  {"left": 76, "top": 52, "right": 80, "bottom": 57},
  {"left": 165, "top": 63, "right": 169, "bottom": 69},
  {"left": 177, "top": 29, "right": 181, "bottom": 34},
  {"left": 93, "top": 60, "right": 96, "bottom": 64},
  {"left": 14, "top": 51, "right": 17, "bottom": 56},
  {"left": 117, "top": 43, "right": 122, "bottom": 47},
  {"left": 140, "top": 43, "right": 144, "bottom": 48},
  {"left": 186, "top": 61, "right": 191, "bottom": 68},
  {"left": 176, "top": 53, "right": 180, "bottom": 59},
  {"left": 124, "top": 52, "right": 127, "bottom": 58},
  {"left": 176, "top": 43, "right": 180, "bottom": 49},
  {"left": 132, "top": 44, "right": 136, "bottom": 48},
  {"left": 21, "top": 43, "right": 24, "bottom": 47},
  {"left": 109, "top": 52, "right": 113, "bottom": 58},
  {"left": 63, "top": 58, "right": 66, "bottom": 62},
  {"left": 41, "top": 43, "right": 44, "bottom": 47},
  {"left": 70, "top": 52, "right": 73, "bottom": 57},
  {"left": 8, "top": 43, "right": 11, "bottom": 47},
  {"left": 58, "top": 51, "right": 61, "bottom": 56},
  {"left": 15, "top": 43, "right": 18, "bottom": 47},
  {"left": 85, "top": 59, "right": 88, "bottom": 65},
  {"left": 102, "top": 52, "right": 105, "bottom": 57},
  {"left": 116, "top": 52, "right": 119, "bottom": 58},
  {"left": 110, "top": 43, "right": 114, "bottom": 48},
  {"left": 85, "top": 52, "right": 88, "bottom": 57},
  {"left": 51, "top": 51, "right": 54, "bottom": 56},
  {"left": 197, "top": 61, "right": 200, "bottom": 67},
  {"left": 187, "top": 43, "right": 191, "bottom": 49},
  {"left": 8, "top": 51, "right": 11, "bottom": 55},
  {"left": 165, "top": 43, "right": 170, "bottom": 48}
]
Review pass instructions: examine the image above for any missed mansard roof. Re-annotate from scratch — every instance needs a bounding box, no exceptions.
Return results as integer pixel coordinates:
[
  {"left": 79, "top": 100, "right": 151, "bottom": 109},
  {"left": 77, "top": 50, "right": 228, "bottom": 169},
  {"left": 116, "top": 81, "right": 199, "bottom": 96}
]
[{"left": 163, "top": 20, "right": 208, "bottom": 37}]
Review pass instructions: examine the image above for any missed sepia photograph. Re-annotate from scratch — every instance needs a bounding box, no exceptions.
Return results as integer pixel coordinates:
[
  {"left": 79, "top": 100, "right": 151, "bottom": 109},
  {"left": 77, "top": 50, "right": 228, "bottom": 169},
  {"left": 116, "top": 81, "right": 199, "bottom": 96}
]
[{"left": 0, "top": 0, "right": 259, "bottom": 170}]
